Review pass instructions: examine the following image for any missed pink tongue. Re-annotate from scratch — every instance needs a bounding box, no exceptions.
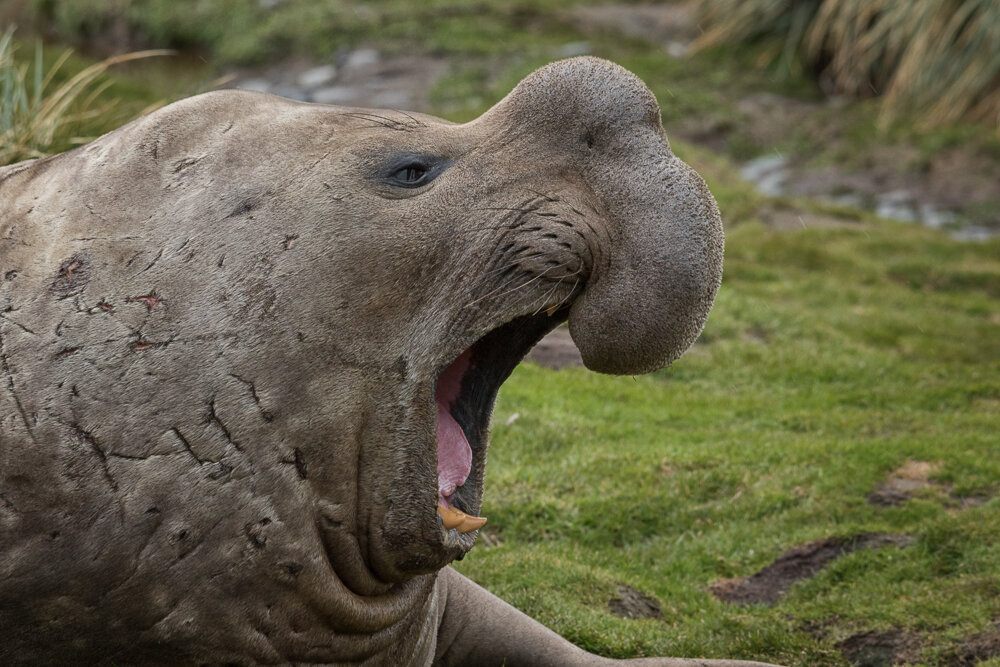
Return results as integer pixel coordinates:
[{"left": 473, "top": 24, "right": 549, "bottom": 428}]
[{"left": 436, "top": 351, "right": 472, "bottom": 498}]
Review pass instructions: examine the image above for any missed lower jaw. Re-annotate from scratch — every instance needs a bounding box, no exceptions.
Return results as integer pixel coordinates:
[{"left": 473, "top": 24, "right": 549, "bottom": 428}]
[
  {"left": 365, "top": 470, "right": 484, "bottom": 581},
  {"left": 369, "top": 520, "right": 476, "bottom": 580}
]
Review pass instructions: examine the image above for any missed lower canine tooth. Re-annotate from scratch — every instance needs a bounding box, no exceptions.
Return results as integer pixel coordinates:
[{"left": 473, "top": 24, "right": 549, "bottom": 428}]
[
  {"left": 437, "top": 502, "right": 487, "bottom": 533},
  {"left": 457, "top": 514, "right": 487, "bottom": 533}
]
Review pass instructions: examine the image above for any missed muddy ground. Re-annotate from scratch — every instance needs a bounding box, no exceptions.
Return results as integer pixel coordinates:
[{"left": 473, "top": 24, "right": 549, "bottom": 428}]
[{"left": 709, "top": 533, "right": 913, "bottom": 606}]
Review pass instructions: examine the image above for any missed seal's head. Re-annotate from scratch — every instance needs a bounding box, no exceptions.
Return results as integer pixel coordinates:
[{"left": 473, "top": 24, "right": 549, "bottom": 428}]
[{"left": 342, "top": 57, "right": 723, "bottom": 579}]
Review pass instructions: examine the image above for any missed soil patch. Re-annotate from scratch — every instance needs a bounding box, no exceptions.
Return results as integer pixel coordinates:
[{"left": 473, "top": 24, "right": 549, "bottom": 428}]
[
  {"left": 868, "top": 460, "right": 941, "bottom": 507},
  {"left": 526, "top": 326, "right": 584, "bottom": 369},
  {"left": 869, "top": 460, "right": 994, "bottom": 510},
  {"left": 836, "top": 629, "right": 922, "bottom": 667},
  {"left": 710, "top": 533, "right": 913, "bottom": 605},
  {"left": 608, "top": 584, "right": 662, "bottom": 619},
  {"left": 952, "top": 621, "right": 1000, "bottom": 666}
]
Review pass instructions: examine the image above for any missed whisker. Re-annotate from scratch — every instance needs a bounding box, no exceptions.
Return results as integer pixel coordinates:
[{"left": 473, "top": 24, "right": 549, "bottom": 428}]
[
  {"left": 462, "top": 271, "right": 530, "bottom": 309},
  {"left": 528, "top": 266, "right": 583, "bottom": 316},
  {"left": 556, "top": 278, "right": 582, "bottom": 311},
  {"left": 497, "top": 263, "right": 571, "bottom": 306},
  {"left": 532, "top": 277, "right": 567, "bottom": 316},
  {"left": 481, "top": 251, "right": 547, "bottom": 280}
]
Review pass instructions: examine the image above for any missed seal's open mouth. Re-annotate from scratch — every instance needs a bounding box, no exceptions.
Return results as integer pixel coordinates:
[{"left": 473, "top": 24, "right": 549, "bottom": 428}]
[{"left": 432, "top": 311, "right": 566, "bottom": 540}]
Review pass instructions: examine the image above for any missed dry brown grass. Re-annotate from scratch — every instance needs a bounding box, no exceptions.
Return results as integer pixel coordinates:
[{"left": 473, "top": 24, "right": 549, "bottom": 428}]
[
  {"left": 694, "top": 0, "right": 1000, "bottom": 129},
  {"left": 0, "top": 28, "right": 171, "bottom": 165}
]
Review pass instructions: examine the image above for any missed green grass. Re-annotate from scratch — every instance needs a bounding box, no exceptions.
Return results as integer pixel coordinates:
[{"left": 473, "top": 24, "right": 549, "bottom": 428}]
[{"left": 458, "top": 217, "right": 999, "bottom": 665}]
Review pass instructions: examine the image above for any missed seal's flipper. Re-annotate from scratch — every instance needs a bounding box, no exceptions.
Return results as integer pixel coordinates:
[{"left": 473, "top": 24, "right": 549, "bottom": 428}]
[{"left": 433, "top": 568, "right": 782, "bottom": 666}]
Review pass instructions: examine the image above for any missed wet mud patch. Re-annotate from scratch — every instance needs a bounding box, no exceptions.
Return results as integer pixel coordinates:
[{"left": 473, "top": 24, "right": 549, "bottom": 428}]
[
  {"left": 868, "top": 460, "right": 941, "bottom": 507},
  {"left": 952, "top": 621, "right": 1000, "bottom": 666},
  {"left": 710, "top": 533, "right": 913, "bottom": 605},
  {"left": 836, "top": 629, "right": 922, "bottom": 667},
  {"left": 526, "top": 326, "right": 584, "bottom": 369},
  {"left": 868, "top": 460, "right": 993, "bottom": 509},
  {"left": 608, "top": 584, "right": 662, "bottom": 619}
]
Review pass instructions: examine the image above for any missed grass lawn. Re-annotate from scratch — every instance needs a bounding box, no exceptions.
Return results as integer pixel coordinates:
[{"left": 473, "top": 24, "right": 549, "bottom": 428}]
[{"left": 6, "top": 3, "right": 999, "bottom": 664}]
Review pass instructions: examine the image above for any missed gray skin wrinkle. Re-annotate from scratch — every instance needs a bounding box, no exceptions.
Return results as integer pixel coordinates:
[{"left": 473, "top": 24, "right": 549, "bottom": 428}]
[{"left": 0, "top": 57, "right": 774, "bottom": 666}]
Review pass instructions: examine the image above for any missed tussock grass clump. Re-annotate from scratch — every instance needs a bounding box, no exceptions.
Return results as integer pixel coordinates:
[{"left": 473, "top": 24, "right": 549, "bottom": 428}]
[
  {"left": 694, "top": 0, "right": 1000, "bottom": 128},
  {"left": 0, "top": 28, "right": 170, "bottom": 165}
]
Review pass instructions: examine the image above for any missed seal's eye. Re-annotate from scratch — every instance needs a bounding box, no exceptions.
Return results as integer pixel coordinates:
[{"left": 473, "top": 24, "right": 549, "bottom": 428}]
[
  {"left": 379, "top": 154, "right": 449, "bottom": 191},
  {"left": 395, "top": 164, "right": 428, "bottom": 185}
]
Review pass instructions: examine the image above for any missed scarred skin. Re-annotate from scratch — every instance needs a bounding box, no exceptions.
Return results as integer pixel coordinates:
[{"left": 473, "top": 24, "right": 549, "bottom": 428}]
[{"left": 0, "top": 57, "right": 775, "bottom": 665}]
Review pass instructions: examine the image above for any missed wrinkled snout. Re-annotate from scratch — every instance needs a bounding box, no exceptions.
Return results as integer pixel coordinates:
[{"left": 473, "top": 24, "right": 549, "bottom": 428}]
[
  {"left": 492, "top": 57, "right": 724, "bottom": 374},
  {"left": 569, "top": 150, "right": 723, "bottom": 374}
]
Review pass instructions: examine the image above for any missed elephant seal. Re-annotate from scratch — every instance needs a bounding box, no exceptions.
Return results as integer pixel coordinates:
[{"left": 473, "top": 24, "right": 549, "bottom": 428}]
[{"left": 0, "top": 57, "right": 769, "bottom": 666}]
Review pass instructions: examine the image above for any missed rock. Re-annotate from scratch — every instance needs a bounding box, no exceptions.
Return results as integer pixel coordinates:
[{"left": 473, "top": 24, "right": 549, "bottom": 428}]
[
  {"left": 919, "top": 204, "right": 956, "bottom": 229},
  {"left": 313, "top": 86, "right": 362, "bottom": 105},
  {"left": 270, "top": 85, "right": 309, "bottom": 102},
  {"left": 237, "top": 78, "right": 272, "bottom": 93},
  {"left": 557, "top": 41, "right": 591, "bottom": 58},
  {"left": 369, "top": 90, "right": 411, "bottom": 109},
  {"left": 298, "top": 64, "right": 337, "bottom": 89},
  {"left": 875, "top": 190, "right": 918, "bottom": 222},
  {"left": 740, "top": 154, "right": 788, "bottom": 197},
  {"left": 666, "top": 41, "right": 689, "bottom": 58},
  {"left": 344, "top": 48, "right": 380, "bottom": 70}
]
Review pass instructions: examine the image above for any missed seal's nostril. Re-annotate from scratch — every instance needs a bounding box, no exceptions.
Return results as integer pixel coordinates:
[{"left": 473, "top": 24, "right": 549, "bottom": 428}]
[{"left": 583, "top": 132, "right": 595, "bottom": 149}]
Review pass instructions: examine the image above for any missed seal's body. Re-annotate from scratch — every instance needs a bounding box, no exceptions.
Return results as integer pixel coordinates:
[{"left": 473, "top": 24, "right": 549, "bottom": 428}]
[{"left": 0, "top": 57, "right": 768, "bottom": 666}]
